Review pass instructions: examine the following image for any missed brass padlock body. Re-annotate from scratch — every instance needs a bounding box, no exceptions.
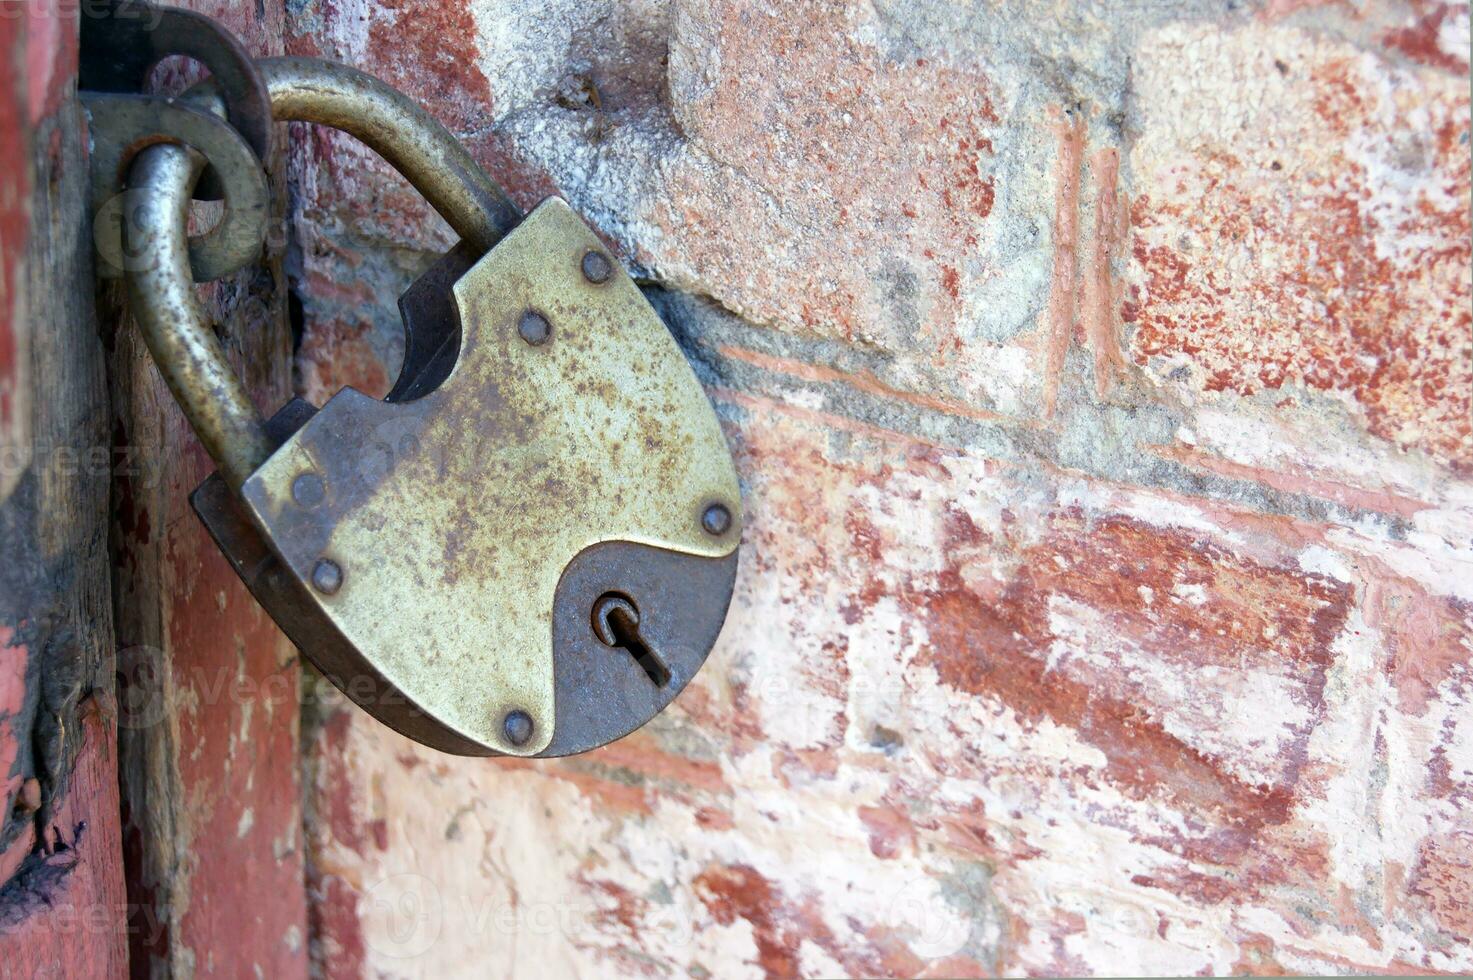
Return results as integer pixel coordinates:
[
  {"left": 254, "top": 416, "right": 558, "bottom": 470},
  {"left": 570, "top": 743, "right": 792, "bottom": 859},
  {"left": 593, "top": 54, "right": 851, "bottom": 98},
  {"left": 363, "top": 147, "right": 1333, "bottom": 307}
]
[{"left": 194, "top": 199, "right": 741, "bottom": 756}]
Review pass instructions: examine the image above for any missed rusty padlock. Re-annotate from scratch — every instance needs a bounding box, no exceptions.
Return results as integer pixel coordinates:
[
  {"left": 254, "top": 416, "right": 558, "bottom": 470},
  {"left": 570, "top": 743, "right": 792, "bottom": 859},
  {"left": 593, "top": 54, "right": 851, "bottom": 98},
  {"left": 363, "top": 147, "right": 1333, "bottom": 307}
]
[{"left": 120, "top": 57, "right": 741, "bottom": 756}]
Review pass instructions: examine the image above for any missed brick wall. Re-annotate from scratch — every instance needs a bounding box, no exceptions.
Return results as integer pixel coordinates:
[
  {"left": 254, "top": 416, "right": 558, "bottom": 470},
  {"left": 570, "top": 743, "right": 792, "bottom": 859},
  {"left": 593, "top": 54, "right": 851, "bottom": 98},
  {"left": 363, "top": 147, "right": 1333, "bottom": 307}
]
[{"left": 283, "top": 0, "right": 1471, "bottom": 975}]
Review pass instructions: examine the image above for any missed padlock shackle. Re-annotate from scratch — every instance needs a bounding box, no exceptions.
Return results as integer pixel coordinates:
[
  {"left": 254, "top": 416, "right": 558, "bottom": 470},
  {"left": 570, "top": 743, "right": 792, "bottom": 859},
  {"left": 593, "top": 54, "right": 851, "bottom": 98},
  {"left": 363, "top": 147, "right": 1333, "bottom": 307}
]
[
  {"left": 126, "top": 56, "right": 525, "bottom": 490},
  {"left": 125, "top": 144, "right": 277, "bottom": 489},
  {"left": 184, "top": 57, "right": 524, "bottom": 252},
  {"left": 257, "top": 57, "right": 523, "bottom": 252}
]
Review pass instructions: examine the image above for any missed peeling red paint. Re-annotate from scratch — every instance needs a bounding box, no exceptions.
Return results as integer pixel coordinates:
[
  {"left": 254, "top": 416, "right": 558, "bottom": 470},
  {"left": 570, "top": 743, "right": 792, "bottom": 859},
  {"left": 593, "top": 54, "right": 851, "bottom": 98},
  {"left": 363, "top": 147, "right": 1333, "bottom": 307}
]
[
  {"left": 694, "top": 864, "right": 805, "bottom": 977},
  {"left": 23, "top": 1, "right": 75, "bottom": 125},
  {"left": 157, "top": 437, "right": 308, "bottom": 975},
  {"left": 1376, "top": 590, "right": 1472, "bottom": 716},
  {"left": 1129, "top": 36, "right": 1472, "bottom": 464},
  {"left": 0, "top": 625, "right": 31, "bottom": 885},
  {"left": 0, "top": 626, "right": 24, "bottom": 720},
  {"left": 1408, "top": 831, "right": 1473, "bottom": 943},
  {"left": 307, "top": 872, "right": 368, "bottom": 980},
  {"left": 920, "top": 513, "right": 1351, "bottom": 838},
  {"left": 1382, "top": 1, "right": 1469, "bottom": 73},
  {"left": 316, "top": 707, "right": 368, "bottom": 858},
  {"left": 0, "top": 700, "right": 129, "bottom": 976},
  {"left": 858, "top": 802, "right": 916, "bottom": 859}
]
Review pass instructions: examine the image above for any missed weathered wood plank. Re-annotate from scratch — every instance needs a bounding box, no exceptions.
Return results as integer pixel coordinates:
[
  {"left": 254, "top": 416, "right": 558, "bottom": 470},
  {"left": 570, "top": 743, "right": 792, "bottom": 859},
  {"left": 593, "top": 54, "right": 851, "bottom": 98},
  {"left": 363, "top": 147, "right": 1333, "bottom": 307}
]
[
  {"left": 107, "top": 3, "right": 311, "bottom": 975},
  {"left": 0, "top": 2, "right": 129, "bottom": 975},
  {"left": 0, "top": 700, "right": 128, "bottom": 979}
]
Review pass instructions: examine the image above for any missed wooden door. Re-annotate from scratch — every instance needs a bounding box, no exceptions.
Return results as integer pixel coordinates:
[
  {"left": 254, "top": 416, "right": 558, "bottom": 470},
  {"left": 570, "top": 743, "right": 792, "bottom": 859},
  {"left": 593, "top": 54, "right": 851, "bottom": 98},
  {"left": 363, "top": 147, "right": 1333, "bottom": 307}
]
[
  {"left": 0, "top": 3, "right": 128, "bottom": 976},
  {"left": 0, "top": 4, "right": 308, "bottom": 977}
]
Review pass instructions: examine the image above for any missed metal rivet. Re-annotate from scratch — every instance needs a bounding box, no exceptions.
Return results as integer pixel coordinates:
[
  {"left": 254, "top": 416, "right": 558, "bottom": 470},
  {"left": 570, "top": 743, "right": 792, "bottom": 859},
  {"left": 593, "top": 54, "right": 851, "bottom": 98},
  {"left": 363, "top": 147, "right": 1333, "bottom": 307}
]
[
  {"left": 310, "top": 558, "right": 343, "bottom": 595},
  {"left": 503, "top": 709, "right": 534, "bottom": 747},
  {"left": 701, "top": 503, "right": 732, "bottom": 536},
  {"left": 292, "top": 472, "right": 325, "bottom": 507},
  {"left": 518, "top": 309, "right": 551, "bottom": 346},
  {"left": 580, "top": 249, "right": 612, "bottom": 284}
]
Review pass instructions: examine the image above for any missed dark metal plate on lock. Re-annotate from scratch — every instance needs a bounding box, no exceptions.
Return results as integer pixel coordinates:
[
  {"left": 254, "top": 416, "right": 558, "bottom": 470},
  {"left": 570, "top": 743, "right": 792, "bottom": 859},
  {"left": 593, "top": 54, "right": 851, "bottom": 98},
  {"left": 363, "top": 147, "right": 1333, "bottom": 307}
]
[
  {"left": 548, "top": 542, "right": 738, "bottom": 756},
  {"left": 193, "top": 198, "right": 741, "bottom": 756}
]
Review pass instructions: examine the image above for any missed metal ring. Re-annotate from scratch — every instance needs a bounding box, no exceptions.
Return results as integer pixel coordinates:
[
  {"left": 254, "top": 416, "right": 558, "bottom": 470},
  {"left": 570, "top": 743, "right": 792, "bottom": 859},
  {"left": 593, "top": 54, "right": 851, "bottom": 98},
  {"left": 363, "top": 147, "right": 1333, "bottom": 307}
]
[{"left": 86, "top": 93, "right": 270, "bottom": 282}]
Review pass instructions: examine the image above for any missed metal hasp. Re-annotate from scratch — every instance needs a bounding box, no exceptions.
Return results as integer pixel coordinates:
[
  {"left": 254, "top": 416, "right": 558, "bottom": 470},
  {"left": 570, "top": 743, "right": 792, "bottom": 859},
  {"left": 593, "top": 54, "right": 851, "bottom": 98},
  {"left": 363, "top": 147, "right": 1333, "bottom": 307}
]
[
  {"left": 79, "top": 0, "right": 272, "bottom": 164},
  {"left": 81, "top": 0, "right": 276, "bottom": 280},
  {"left": 116, "top": 40, "right": 743, "bottom": 756}
]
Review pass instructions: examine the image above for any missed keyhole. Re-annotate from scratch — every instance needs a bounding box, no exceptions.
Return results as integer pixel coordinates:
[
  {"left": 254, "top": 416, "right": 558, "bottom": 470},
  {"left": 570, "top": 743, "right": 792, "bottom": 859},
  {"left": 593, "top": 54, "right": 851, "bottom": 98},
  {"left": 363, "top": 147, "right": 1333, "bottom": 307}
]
[{"left": 591, "top": 593, "right": 670, "bottom": 688}]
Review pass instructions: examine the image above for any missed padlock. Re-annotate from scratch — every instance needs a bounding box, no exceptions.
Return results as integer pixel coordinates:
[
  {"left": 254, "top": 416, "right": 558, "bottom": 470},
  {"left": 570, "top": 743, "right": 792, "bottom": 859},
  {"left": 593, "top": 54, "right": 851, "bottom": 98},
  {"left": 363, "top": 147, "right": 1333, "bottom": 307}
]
[{"left": 121, "top": 57, "right": 741, "bottom": 757}]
